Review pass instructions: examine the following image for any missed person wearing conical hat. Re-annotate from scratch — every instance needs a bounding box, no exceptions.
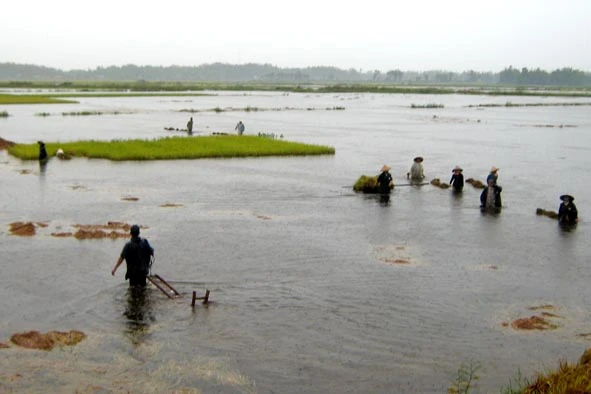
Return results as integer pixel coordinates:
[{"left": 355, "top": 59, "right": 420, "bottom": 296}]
[
  {"left": 558, "top": 194, "right": 578, "bottom": 225},
  {"left": 486, "top": 166, "right": 499, "bottom": 185},
  {"left": 377, "top": 164, "right": 393, "bottom": 195},
  {"left": 449, "top": 165, "right": 464, "bottom": 192},
  {"left": 407, "top": 156, "right": 425, "bottom": 182}
]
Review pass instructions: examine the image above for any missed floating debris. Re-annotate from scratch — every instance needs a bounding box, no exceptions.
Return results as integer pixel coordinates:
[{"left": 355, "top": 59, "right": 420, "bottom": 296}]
[
  {"left": 536, "top": 208, "right": 559, "bottom": 219},
  {"left": 10, "top": 330, "right": 86, "bottom": 351},
  {"left": 466, "top": 178, "right": 485, "bottom": 189},
  {"left": 9, "top": 222, "right": 36, "bottom": 236}
]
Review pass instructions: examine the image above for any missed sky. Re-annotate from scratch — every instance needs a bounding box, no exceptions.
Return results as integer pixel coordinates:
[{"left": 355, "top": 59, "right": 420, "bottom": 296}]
[{"left": 1, "top": 0, "right": 589, "bottom": 72}]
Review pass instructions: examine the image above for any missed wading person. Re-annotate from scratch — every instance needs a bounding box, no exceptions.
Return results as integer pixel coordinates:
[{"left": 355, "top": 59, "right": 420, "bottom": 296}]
[
  {"left": 235, "top": 121, "right": 245, "bottom": 136},
  {"left": 407, "top": 156, "right": 425, "bottom": 182},
  {"left": 487, "top": 166, "right": 499, "bottom": 185},
  {"left": 187, "top": 117, "right": 193, "bottom": 136},
  {"left": 38, "top": 141, "right": 48, "bottom": 162},
  {"left": 449, "top": 166, "right": 464, "bottom": 192},
  {"left": 376, "top": 164, "right": 393, "bottom": 203},
  {"left": 112, "top": 225, "right": 154, "bottom": 287},
  {"left": 558, "top": 194, "right": 578, "bottom": 226},
  {"left": 480, "top": 179, "right": 502, "bottom": 212}
]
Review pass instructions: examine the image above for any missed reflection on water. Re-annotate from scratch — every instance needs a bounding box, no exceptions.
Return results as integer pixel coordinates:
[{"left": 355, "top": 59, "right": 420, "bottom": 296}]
[{"left": 123, "top": 286, "right": 155, "bottom": 346}]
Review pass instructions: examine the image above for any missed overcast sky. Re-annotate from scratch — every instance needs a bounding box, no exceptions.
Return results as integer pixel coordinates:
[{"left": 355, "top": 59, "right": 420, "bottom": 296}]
[{"left": 1, "top": 0, "right": 589, "bottom": 72}]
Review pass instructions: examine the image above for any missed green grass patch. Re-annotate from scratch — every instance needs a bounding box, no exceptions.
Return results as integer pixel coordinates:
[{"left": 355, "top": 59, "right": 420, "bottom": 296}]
[
  {"left": 0, "top": 94, "right": 78, "bottom": 104},
  {"left": 467, "top": 101, "right": 591, "bottom": 108},
  {"left": 179, "top": 106, "right": 346, "bottom": 114},
  {"left": 7, "top": 136, "right": 335, "bottom": 161}
]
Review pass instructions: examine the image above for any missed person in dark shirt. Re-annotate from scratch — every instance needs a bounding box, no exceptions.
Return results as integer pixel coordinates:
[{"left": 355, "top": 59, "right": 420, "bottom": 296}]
[
  {"left": 558, "top": 194, "right": 578, "bottom": 225},
  {"left": 480, "top": 179, "right": 502, "bottom": 212},
  {"left": 187, "top": 117, "right": 193, "bottom": 135},
  {"left": 112, "top": 225, "right": 154, "bottom": 287},
  {"left": 449, "top": 166, "right": 464, "bottom": 192},
  {"left": 38, "top": 141, "right": 48, "bottom": 162},
  {"left": 376, "top": 164, "right": 393, "bottom": 195}
]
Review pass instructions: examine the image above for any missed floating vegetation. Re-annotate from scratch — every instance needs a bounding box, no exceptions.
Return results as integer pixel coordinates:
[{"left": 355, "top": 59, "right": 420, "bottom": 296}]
[
  {"left": 159, "top": 203, "right": 184, "bottom": 208},
  {"left": 466, "top": 178, "right": 485, "bottom": 189},
  {"left": 411, "top": 103, "right": 444, "bottom": 108},
  {"left": 35, "top": 112, "right": 51, "bottom": 117},
  {"left": 179, "top": 106, "right": 345, "bottom": 113},
  {"left": 531, "top": 124, "right": 577, "bottom": 128},
  {"left": 8, "top": 136, "right": 335, "bottom": 161},
  {"left": 9, "top": 330, "right": 86, "bottom": 351},
  {"left": 536, "top": 208, "right": 559, "bottom": 220},
  {"left": 9, "top": 222, "right": 36, "bottom": 236},
  {"left": 0, "top": 111, "right": 9, "bottom": 117},
  {"left": 430, "top": 178, "right": 451, "bottom": 189},
  {"left": 510, "top": 315, "right": 558, "bottom": 330},
  {"left": 121, "top": 196, "right": 139, "bottom": 201},
  {"left": 467, "top": 101, "right": 591, "bottom": 108}
]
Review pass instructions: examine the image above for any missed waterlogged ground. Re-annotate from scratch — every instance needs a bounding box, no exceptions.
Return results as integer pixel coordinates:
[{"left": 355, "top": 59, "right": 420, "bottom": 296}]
[{"left": 1, "top": 91, "right": 591, "bottom": 393}]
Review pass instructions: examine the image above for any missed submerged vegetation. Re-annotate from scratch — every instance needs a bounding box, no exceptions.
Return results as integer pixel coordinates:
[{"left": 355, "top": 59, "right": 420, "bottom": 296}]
[
  {"left": 411, "top": 103, "right": 444, "bottom": 108},
  {"left": 180, "top": 106, "right": 346, "bottom": 114},
  {"left": 35, "top": 110, "right": 133, "bottom": 116},
  {"left": 7, "top": 136, "right": 335, "bottom": 161},
  {"left": 467, "top": 102, "right": 591, "bottom": 108}
]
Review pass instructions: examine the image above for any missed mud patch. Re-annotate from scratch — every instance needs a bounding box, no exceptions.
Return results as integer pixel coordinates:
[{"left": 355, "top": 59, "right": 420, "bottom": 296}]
[
  {"left": 10, "top": 330, "right": 86, "bottom": 351},
  {"left": 9, "top": 222, "right": 36, "bottom": 236}
]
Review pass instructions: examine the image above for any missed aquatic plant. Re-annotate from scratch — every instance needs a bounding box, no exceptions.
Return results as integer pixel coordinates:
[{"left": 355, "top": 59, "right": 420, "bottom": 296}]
[
  {"left": 35, "top": 112, "right": 51, "bottom": 116},
  {"left": 7, "top": 136, "right": 335, "bottom": 161},
  {"left": 536, "top": 208, "right": 559, "bottom": 220},
  {"left": 0, "top": 111, "right": 8, "bottom": 117},
  {"left": 411, "top": 103, "right": 444, "bottom": 108},
  {"left": 353, "top": 175, "right": 393, "bottom": 193},
  {"left": 448, "top": 360, "right": 481, "bottom": 394}
]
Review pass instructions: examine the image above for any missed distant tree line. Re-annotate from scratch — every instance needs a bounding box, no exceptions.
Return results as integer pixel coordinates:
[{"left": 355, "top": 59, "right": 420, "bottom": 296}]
[{"left": 0, "top": 62, "right": 590, "bottom": 86}]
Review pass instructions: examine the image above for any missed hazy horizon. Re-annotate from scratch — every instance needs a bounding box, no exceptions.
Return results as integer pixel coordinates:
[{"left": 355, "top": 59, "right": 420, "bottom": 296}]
[{"left": 1, "top": 0, "right": 589, "bottom": 73}]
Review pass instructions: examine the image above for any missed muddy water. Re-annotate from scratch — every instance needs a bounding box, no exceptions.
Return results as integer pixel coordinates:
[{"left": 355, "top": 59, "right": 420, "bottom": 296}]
[{"left": 1, "top": 92, "right": 591, "bottom": 393}]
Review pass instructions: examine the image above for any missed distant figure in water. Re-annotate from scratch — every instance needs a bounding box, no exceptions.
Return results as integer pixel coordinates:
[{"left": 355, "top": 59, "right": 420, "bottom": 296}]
[
  {"left": 558, "top": 194, "right": 578, "bottom": 226},
  {"left": 449, "top": 165, "right": 464, "bottom": 192},
  {"left": 187, "top": 117, "right": 193, "bottom": 136},
  {"left": 38, "top": 141, "right": 48, "bottom": 162},
  {"left": 407, "top": 156, "right": 425, "bottom": 182},
  {"left": 377, "top": 164, "right": 393, "bottom": 204},
  {"left": 480, "top": 178, "right": 502, "bottom": 212},
  {"left": 235, "top": 121, "right": 245, "bottom": 136}
]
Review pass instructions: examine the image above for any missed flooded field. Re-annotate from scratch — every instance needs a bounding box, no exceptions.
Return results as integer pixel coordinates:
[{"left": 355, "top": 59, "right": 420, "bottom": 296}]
[{"left": 1, "top": 91, "right": 591, "bottom": 393}]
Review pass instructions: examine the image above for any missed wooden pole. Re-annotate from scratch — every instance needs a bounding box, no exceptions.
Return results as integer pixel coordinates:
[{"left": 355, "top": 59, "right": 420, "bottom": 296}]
[{"left": 191, "top": 291, "right": 197, "bottom": 307}]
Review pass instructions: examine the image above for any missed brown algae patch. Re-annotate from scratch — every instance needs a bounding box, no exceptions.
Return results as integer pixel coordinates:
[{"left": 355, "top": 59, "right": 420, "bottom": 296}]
[
  {"left": 10, "top": 330, "right": 86, "bottom": 351},
  {"left": 121, "top": 196, "right": 139, "bottom": 201},
  {"left": 528, "top": 304, "right": 557, "bottom": 311},
  {"left": 51, "top": 222, "right": 141, "bottom": 240},
  {"left": 373, "top": 244, "right": 417, "bottom": 266},
  {"left": 160, "top": 203, "right": 184, "bottom": 208},
  {"left": 9, "top": 222, "right": 36, "bottom": 236},
  {"left": 255, "top": 214, "right": 272, "bottom": 220},
  {"left": 510, "top": 315, "right": 558, "bottom": 330}
]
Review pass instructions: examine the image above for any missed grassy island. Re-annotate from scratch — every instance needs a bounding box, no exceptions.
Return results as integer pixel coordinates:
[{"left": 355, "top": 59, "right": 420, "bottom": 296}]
[
  {"left": 7, "top": 136, "right": 335, "bottom": 161},
  {"left": 0, "top": 94, "right": 78, "bottom": 104}
]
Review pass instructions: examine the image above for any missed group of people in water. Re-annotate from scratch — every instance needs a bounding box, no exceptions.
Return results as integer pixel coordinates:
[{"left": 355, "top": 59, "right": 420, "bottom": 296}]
[{"left": 377, "top": 158, "right": 578, "bottom": 226}]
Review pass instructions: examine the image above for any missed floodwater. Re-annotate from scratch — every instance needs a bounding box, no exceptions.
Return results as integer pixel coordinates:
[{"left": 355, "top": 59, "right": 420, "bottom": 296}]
[{"left": 1, "top": 91, "right": 591, "bottom": 393}]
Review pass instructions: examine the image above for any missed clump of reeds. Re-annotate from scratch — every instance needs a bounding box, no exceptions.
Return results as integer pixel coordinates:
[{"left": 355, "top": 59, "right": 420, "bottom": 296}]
[
  {"left": 35, "top": 112, "right": 51, "bottom": 116},
  {"left": 466, "top": 178, "right": 485, "bottom": 189},
  {"left": 536, "top": 208, "right": 559, "bottom": 220},
  {"left": 522, "top": 358, "right": 591, "bottom": 393},
  {"left": 353, "top": 175, "right": 394, "bottom": 193},
  {"left": 0, "top": 111, "right": 9, "bottom": 117}
]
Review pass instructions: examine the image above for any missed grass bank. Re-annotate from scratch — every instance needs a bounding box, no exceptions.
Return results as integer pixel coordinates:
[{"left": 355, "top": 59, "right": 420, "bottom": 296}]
[
  {"left": 7, "top": 136, "right": 335, "bottom": 161},
  {"left": 0, "top": 94, "right": 78, "bottom": 104}
]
